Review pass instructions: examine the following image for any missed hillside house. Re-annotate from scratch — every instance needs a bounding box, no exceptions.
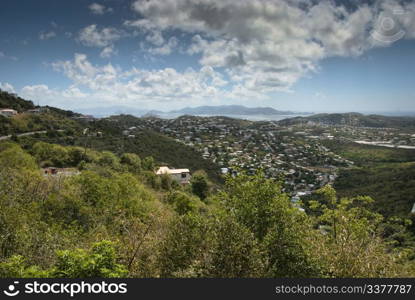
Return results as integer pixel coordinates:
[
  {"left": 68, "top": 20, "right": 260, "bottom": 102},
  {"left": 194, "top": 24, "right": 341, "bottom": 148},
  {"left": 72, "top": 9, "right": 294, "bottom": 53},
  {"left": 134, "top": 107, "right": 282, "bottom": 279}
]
[
  {"left": 42, "top": 167, "right": 80, "bottom": 177},
  {"left": 0, "top": 109, "right": 18, "bottom": 117},
  {"left": 156, "top": 166, "right": 191, "bottom": 184}
]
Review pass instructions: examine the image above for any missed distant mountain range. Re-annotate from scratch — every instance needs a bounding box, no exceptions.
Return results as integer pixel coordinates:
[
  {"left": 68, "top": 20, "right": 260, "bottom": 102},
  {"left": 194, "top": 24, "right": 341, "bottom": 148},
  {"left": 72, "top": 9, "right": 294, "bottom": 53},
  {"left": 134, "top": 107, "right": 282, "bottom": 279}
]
[
  {"left": 75, "top": 105, "right": 310, "bottom": 118},
  {"left": 170, "top": 105, "right": 309, "bottom": 116}
]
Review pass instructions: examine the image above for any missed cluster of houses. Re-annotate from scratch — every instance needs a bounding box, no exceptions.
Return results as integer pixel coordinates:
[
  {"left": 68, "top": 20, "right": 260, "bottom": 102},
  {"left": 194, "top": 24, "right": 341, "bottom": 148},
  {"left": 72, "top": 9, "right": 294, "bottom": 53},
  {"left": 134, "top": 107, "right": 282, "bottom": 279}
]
[{"left": 130, "top": 116, "right": 351, "bottom": 198}]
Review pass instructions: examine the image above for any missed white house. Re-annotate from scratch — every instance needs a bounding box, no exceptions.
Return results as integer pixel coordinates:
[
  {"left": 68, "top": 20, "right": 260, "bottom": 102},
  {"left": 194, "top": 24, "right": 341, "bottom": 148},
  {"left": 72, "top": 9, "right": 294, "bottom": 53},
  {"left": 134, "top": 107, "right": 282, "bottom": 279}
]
[
  {"left": 156, "top": 166, "right": 191, "bottom": 184},
  {"left": 0, "top": 109, "right": 18, "bottom": 117}
]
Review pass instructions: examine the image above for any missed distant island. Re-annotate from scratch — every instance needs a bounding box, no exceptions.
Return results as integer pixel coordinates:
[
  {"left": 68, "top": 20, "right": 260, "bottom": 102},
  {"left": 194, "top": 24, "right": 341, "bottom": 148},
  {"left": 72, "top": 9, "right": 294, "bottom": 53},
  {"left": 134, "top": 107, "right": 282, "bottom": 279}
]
[{"left": 169, "top": 105, "right": 311, "bottom": 116}]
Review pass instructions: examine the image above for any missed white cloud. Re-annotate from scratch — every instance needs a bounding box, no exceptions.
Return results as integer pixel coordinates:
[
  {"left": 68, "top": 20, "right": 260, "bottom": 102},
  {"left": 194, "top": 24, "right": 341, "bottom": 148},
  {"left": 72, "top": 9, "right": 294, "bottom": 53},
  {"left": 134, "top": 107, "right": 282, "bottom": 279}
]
[
  {"left": 77, "top": 24, "right": 122, "bottom": 48},
  {"left": 148, "top": 37, "right": 178, "bottom": 55},
  {"left": 48, "top": 53, "right": 233, "bottom": 109},
  {"left": 39, "top": 31, "right": 56, "bottom": 40},
  {"left": 89, "top": 3, "right": 113, "bottom": 15},
  {"left": 100, "top": 45, "right": 118, "bottom": 58},
  {"left": 0, "top": 82, "right": 15, "bottom": 93},
  {"left": 126, "top": 0, "right": 415, "bottom": 94},
  {"left": 20, "top": 84, "right": 89, "bottom": 108},
  {"left": 0, "top": 51, "right": 18, "bottom": 61}
]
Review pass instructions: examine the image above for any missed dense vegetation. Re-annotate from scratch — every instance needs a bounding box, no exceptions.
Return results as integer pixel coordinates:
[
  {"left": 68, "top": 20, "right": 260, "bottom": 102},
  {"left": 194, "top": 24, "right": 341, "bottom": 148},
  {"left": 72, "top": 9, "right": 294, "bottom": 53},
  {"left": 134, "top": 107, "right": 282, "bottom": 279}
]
[
  {"left": 1, "top": 91, "right": 415, "bottom": 278},
  {"left": 0, "top": 90, "right": 35, "bottom": 112},
  {"left": 0, "top": 140, "right": 414, "bottom": 278},
  {"left": 308, "top": 140, "right": 415, "bottom": 260}
]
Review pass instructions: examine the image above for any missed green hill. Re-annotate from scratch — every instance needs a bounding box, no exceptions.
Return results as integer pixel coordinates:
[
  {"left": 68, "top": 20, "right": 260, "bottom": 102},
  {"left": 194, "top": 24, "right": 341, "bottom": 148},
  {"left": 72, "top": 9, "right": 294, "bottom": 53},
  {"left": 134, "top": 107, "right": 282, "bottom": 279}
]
[
  {"left": 321, "top": 140, "right": 415, "bottom": 219},
  {"left": 278, "top": 112, "right": 415, "bottom": 129},
  {"left": 0, "top": 89, "right": 35, "bottom": 111}
]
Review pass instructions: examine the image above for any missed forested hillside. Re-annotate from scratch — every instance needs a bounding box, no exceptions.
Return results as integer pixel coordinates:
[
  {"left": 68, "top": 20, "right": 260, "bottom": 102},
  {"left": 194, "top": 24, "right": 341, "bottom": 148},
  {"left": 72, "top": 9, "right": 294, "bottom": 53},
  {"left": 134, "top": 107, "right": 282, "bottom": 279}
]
[
  {"left": 0, "top": 90, "right": 35, "bottom": 111},
  {"left": 1, "top": 92, "right": 415, "bottom": 278},
  {"left": 1, "top": 140, "right": 414, "bottom": 278},
  {"left": 278, "top": 113, "right": 415, "bottom": 129}
]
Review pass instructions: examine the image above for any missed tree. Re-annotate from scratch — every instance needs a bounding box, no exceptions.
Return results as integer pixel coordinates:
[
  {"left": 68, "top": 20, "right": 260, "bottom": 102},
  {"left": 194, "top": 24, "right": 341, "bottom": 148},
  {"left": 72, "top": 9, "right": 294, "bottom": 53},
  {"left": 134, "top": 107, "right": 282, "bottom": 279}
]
[
  {"left": 190, "top": 170, "right": 209, "bottom": 200},
  {"left": 160, "top": 174, "right": 173, "bottom": 191},
  {"left": 0, "top": 144, "right": 37, "bottom": 170},
  {"left": 202, "top": 214, "right": 265, "bottom": 278},
  {"left": 157, "top": 213, "right": 210, "bottom": 277},
  {"left": 52, "top": 241, "right": 128, "bottom": 278},
  {"left": 0, "top": 241, "right": 127, "bottom": 278},
  {"left": 120, "top": 153, "right": 142, "bottom": 173},
  {"left": 167, "top": 191, "right": 202, "bottom": 215},
  {"left": 217, "top": 171, "right": 322, "bottom": 277},
  {"left": 142, "top": 156, "right": 155, "bottom": 171},
  {"left": 308, "top": 185, "right": 399, "bottom": 277},
  {"left": 98, "top": 151, "right": 120, "bottom": 169},
  {"left": 32, "top": 142, "right": 69, "bottom": 167}
]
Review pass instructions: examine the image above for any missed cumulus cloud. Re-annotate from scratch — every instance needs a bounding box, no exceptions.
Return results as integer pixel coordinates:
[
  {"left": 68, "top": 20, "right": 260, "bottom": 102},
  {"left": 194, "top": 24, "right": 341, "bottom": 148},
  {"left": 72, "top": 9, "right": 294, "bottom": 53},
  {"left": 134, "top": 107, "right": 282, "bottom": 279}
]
[
  {"left": 0, "top": 82, "right": 15, "bottom": 93},
  {"left": 89, "top": 3, "right": 113, "bottom": 15},
  {"left": 148, "top": 36, "right": 178, "bottom": 55},
  {"left": 78, "top": 24, "right": 122, "bottom": 48},
  {"left": 49, "top": 53, "right": 233, "bottom": 108},
  {"left": 20, "top": 84, "right": 89, "bottom": 108},
  {"left": 126, "top": 0, "right": 415, "bottom": 94},
  {"left": 39, "top": 31, "right": 56, "bottom": 40},
  {"left": 24, "top": 0, "right": 415, "bottom": 110},
  {"left": 100, "top": 45, "right": 118, "bottom": 58}
]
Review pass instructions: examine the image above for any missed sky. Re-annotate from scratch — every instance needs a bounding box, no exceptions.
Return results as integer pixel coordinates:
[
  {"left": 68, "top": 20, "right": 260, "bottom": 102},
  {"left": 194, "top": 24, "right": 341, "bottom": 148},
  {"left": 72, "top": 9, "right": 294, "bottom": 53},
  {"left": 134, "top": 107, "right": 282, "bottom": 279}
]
[{"left": 0, "top": 0, "right": 415, "bottom": 114}]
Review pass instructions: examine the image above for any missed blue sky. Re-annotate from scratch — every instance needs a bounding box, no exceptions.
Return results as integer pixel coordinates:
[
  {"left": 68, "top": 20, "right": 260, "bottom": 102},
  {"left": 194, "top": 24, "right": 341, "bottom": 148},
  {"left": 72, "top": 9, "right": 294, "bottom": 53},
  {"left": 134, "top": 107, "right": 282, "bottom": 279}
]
[{"left": 0, "top": 0, "right": 415, "bottom": 114}]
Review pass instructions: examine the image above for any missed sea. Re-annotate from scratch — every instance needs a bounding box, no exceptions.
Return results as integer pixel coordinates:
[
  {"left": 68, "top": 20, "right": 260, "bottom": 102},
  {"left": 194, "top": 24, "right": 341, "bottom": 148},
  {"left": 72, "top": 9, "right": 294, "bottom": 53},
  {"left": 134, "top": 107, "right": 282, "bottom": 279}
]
[{"left": 155, "top": 113, "right": 310, "bottom": 122}]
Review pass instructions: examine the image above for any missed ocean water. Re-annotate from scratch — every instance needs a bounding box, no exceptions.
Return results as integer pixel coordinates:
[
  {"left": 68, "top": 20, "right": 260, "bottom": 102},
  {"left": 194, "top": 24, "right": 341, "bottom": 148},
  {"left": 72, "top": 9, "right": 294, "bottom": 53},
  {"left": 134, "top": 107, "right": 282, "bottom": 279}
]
[{"left": 156, "top": 113, "right": 310, "bottom": 121}]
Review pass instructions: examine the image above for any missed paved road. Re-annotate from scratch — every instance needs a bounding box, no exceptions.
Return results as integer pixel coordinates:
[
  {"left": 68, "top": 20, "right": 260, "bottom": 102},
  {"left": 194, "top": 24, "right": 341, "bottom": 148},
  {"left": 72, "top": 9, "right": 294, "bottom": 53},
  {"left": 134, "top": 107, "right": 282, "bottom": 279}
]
[{"left": 0, "top": 130, "right": 47, "bottom": 141}]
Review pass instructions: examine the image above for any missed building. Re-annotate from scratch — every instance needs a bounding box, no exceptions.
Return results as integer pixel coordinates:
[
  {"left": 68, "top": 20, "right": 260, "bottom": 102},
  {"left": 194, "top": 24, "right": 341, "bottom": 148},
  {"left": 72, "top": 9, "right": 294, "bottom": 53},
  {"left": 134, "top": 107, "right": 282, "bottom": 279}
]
[
  {"left": 0, "top": 109, "right": 18, "bottom": 117},
  {"left": 26, "top": 107, "right": 50, "bottom": 114},
  {"left": 156, "top": 166, "right": 191, "bottom": 184},
  {"left": 42, "top": 167, "right": 80, "bottom": 177},
  {"left": 72, "top": 115, "right": 95, "bottom": 122}
]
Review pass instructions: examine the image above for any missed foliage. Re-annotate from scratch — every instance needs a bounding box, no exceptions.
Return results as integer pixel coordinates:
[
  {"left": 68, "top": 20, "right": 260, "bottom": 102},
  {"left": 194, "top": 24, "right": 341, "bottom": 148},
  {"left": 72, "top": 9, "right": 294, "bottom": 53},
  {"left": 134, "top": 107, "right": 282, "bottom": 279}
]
[
  {"left": 52, "top": 241, "right": 127, "bottom": 278},
  {"left": 308, "top": 186, "right": 399, "bottom": 277},
  {"left": 166, "top": 191, "right": 202, "bottom": 215},
  {"left": 0, "top": 140, "right": 412, "bottom": 278},
  {"left": 0, "top": 241, "right": 127, "bottom": 278},
  {"left": 190, "top": 170, "right": 210, "bottom": 200},
  {"left": 120, "top": 153, "right": 142, "bottom": 173}
]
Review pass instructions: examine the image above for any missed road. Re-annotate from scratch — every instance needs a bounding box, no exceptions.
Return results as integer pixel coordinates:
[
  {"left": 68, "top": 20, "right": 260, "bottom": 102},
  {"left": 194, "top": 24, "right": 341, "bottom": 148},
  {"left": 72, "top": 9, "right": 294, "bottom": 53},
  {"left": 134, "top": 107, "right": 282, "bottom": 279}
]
[{"left": 0, "top": 130, "right": 49, "bottom": 141}]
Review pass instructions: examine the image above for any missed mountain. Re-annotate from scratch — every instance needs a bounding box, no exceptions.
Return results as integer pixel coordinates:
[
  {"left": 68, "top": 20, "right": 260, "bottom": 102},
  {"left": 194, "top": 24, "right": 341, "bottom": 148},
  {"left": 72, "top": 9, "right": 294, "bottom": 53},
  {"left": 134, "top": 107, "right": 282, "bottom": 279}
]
[
  {"left": 75, "top": 106, "right": 151, "bottom": 118},
  {"left": 170, "top": 105, "right": 305, "bottom": 116},
  {"left": 277, "top": 112, "right": 415, "bottom": 128}
]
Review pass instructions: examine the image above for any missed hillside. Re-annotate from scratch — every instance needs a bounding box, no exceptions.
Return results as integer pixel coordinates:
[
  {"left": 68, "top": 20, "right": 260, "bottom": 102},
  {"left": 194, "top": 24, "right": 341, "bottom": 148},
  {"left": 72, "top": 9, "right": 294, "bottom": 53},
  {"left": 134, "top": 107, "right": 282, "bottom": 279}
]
[
  {"left": 0, "top": 93, "right": 222, "bottom": 182},
  {"left": 320, "top": 140, "right": 415, "bottom": 219},
  {"left": 0, "top": 89, "right": 35, "bottom": 111},
  {"left": 1, "top": 140, "right": 414, "bottom": 278},
  {"left": 67, "top": 130, "right": 222, "bottom": 183},
  {"left": 278, "top": 112, "right": 415, "bottom": 128}
]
